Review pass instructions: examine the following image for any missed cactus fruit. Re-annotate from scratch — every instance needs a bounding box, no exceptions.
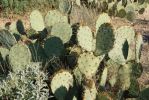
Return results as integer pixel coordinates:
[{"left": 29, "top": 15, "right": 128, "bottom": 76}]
[
  {"left": 9, "top": 43, "right": 31, "bottom": 71},
  {"left": 59, "top": 0, "right": 71, "bottom": 14},
  {"left": 0, "top": 29, "right": 17, "bottom": 49},
  {"left": 109, "top": 26, "right": 135, "bottom": 65},
  {"left": 51, "top": 23, "right": 72, "bottom": 43},
  {"left": 77, "top": 52, "right": 105, "bottom": 78},
  {"left": 45, "top": 10, "right": 68, "bottom": 27},
  {"left": 106, "top": 59, "right": 120, "bottom": 87},
  {"left": 77, "top": 26, "right": 94, "bottom": 52},
  {"left": 0, "top": 47, "right": 9, "bottom": 60},
  {"left": 95, "top": 23, "right": 114, "bottom": 56},
  {"left": 44, "top": 37, "right": 65, "bottom": 58},
  {"left": 82, "top": 79, "right": 97, "bottom": 100},
  {"left": 96, "top": 13, "right": 111, "bottom": 33},
  {"left": 50, "top": 70, "right": 73, "bottom": 100},
  {"left": 30, "top": 10, "right": 45, "bottom": 32}
]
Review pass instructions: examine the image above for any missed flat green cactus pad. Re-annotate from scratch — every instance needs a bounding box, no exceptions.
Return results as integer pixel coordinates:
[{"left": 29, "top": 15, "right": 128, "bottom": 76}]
[
  {"left": 95, "top": 23, "right": 114, "bottom": 56},
  {"left": 100, "top": 67, "right": 108, "bottom": 87},
  {"left": 51, "top": 70, "right": 73, "bottom": 100},
  {"left": 51, "top": 23, "right": 72, "bottom": 43},
  {"left": 106, "top": 59, "right": 120, "bottom": 87},
  {"left": 77, "top": 26, "right": 94, "bottom": 52},
  {"left": 0, "top": 47, "right": 9, "bottom": 60},
  {"left": 9, "top": 43, "right": 31, "bottom": 71},
  {"left": 109, "top": 26, "right": 135, "bottom": 65},
  {"left": 45, "top": 10, "right": 68, "bottom": 27},
  {"left": 0, "top": 29, "right": 17, "bottom": 49},
  {"left": 44, "top": 37, "right": 65, "bottom": 58},
  {"left": 77, "top": 52, "right": 105, "bottom": 78},
  {"left": 59, "top": 0, "right": 71, "bottom": 14},
  {"left": 118, "top": 64, "right": 132, "bottom": 90},
  {"left": 30, "top": 10, "right": 45, "bottom": 32}
]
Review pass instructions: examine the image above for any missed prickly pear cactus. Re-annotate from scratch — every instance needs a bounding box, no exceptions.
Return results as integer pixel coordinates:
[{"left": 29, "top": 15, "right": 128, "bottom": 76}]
[
  {"left": 135, "top": 33, "right": 143, "bottom": 63},
  {"left": 82, "top": 79, "right": 97, "bottom": 100},
  {"left": 109, "top": 26, "right": 135, "bottom": 65},
  {"left": 50, "top": 70, "right": 73, "bottom": 100},
  {"left": 95, "top": 23, "right": 114, "bottom": 56},
  {"left": 0, "top": 47, "right": 9, "bottom": 60},
  {"left": 77, "top": 26, "right": 94, "bottom": 52},
  {"left": 0, "top": 29, "right": 17, "bottom": 49},
  {"left": 9, "top": 43, "right": 32, "bottom": 71},
  {"left": 59, "top": 0, "right": 71, "bottom": 14},
  {"left": 51, "top": 22, "right": 72, "bottom": 43},
  {"left": 45, "top": 10, "right": 68, "bottom": 27},
  {"left": 100, "top": 67, "right": 108, "bottom": 87},
  {"left": 106, "top": 59, "right": 120, "bottom": 87},
  {"left": 44, "top": 37, "right": 65, "bottom": 58},
  {"left": 118, "top": 63, "right": 132, "bottom": 90},
  {"left": 30, "top": 10, "right": 45, "bottom": 32},
  {"left": 96, "top": 13, "right": 111, "bottom": 33},
  {"left": 77, "top": 52, "right": 105, "bottom": 78}
]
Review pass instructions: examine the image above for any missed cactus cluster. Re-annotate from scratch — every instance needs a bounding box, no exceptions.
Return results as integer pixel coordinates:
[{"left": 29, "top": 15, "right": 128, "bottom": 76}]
[{"left": 0, "top": 1, "right": 146, "bottom": 99}]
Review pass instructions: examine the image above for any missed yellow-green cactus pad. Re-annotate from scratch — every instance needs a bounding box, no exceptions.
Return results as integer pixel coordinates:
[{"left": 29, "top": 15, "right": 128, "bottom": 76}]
[
  {"left": 51, "top": 70, "right": 73, "bottom": 100},
  {"left": 30, "top": 10, "right": 45, "bottom": 32},
  {"left": 9, "top": 43, "right": 31, "bottom": 71},
  {"left": 77, "top": 26, "right": 94, "bottom": 52},
  {"left": 51, "top": 23, "right": 72, "bottom": 43},
  {"left": 45, "top": 10, "right": 68, "bottom": 27}
]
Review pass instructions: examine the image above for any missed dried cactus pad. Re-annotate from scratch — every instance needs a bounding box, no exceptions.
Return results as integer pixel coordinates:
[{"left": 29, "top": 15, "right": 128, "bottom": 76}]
[
  {"left": 30, "top": 10, "right": 45, "bottom": 31},
  {"left": 51, "top": 70, "right": 73, "bottom": 100},
  {"left": 95, "top": 23, "right": 114, "bottom": 56},
  {"left": 96, "top": 13, "right": 111, "bottom": 33},
  {"left": 77, "top": 52, "right": 105, "bottom": 78},
  {"left": 77, "top": 26, "right": 93, "bottom": 52},
  {"left": 109, "top": 26, "right": 135, "bottom": 65},
  {"left": 0, "top": 29, "right": 17, "bottom": 49},
  {"left": 83, "top": 79, "right": 97, "bottom": 100},
  {"left": 51, "top": 23, "right": 72, "bottom": 43},
  {"left": 0, "top": 47, "right": 9, "bottom": 60},
  {"left": 9, "top": 43, "right": 31, "bottom": 71},
  {"left": 45, "top": 10, "right": 68, "bottom": 27}
]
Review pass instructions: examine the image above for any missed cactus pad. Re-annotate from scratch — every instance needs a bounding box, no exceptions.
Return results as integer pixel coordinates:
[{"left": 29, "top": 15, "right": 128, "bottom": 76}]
[
  {"left": 95, "top": 23, "right": 114, "bottom": 56},
  {"left": 59, "top": 0, "right": 71, "bottom": 14},
  {"left": 77, "top": 52, "right": 105, "bottom": 78},
  {"left": 0, "top": 47, "right": 9, "bottom": 60},
  {"left": 30, "top": 10, "right": 45, "bottom": 31},
  {"left": 0, "top": 29, "right": 17, "bottom": 49},
  {"left": 9, "top": 43, "right": 31, "bottom": 71},
  {"left": 44, "top": 37, "right": 65, "bottom": 58},
  {"left": 45, "top": 10, "right": 68, "bottom": 27},
  {"left": 51, "top": 70, "right": 73, "bottom": 100},
  {"left": 77, "top": 26, "right": 94, "bottom": 52},
  {"left": 109, "top": 26, "right": 135, "bottom": 65},
  {"left": 51, "top": 23, "right": 72, "bottom": 43},
  {"left": 82, "top": 79, "right": 97, "bottom": 100},
  {"left": 96, "top": 13, "right": 111, "bottom": 33}
]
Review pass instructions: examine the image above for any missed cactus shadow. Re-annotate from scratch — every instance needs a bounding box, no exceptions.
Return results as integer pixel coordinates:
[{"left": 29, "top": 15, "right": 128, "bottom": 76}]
[{"left": 137, "top": 88, "right": 149, "bottom": 100}]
